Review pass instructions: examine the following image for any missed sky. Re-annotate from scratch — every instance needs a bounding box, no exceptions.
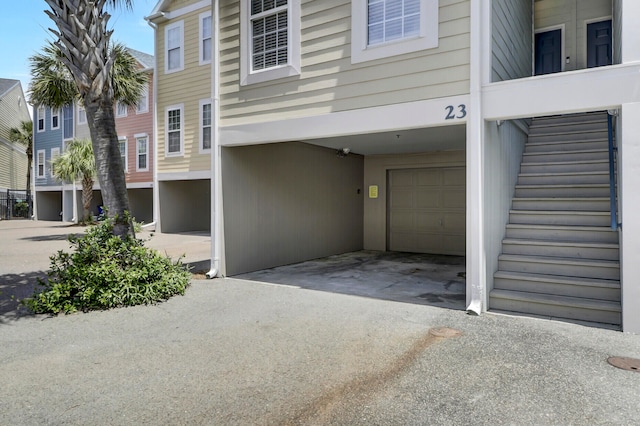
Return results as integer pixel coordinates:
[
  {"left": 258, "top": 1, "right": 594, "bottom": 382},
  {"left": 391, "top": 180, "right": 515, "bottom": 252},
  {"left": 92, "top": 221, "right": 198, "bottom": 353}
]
[{"left": 0, "top": 1, "right": 157, "bottom": 107}]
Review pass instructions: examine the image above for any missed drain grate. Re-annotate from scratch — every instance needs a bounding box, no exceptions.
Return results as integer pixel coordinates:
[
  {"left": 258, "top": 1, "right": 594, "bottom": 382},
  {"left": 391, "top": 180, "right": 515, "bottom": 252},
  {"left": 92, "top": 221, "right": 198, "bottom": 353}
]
[{"left": 607, "top": 356, "right": 640, "bottom": 372}]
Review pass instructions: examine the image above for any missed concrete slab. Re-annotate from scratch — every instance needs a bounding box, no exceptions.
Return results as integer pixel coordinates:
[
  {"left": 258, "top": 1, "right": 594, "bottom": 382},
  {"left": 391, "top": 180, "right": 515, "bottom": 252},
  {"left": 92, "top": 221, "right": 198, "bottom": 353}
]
[{"left": 235, "top": 251, "right": 466, "bottom": 310}]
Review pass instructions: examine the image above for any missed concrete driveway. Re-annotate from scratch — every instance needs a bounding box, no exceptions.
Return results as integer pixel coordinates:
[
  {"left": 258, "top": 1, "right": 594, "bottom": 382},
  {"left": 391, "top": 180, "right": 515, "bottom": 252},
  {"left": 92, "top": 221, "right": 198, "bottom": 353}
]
[{"left": 2, "top": 219, "right": 640, "bottom": 425}]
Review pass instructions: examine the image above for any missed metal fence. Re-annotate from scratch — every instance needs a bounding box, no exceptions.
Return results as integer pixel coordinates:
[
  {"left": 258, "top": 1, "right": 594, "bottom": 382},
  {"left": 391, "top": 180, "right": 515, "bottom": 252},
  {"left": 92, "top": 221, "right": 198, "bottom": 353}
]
[{"left": 0, "top": 189, "right": 32, "bottom": 220}]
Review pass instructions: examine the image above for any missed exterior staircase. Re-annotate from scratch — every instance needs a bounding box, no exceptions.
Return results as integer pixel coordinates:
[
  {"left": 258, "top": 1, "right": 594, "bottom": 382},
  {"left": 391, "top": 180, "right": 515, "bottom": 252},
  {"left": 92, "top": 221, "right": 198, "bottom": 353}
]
[{"left": 489, "top": 111, "right": 621, "bottom": 327}]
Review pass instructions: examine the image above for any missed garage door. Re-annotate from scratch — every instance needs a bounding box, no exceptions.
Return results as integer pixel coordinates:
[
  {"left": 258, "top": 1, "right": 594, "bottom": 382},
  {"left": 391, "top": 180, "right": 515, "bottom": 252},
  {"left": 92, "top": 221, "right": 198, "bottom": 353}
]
[{"left": 388, "top": 167, "right": 465, "bottom": 255}]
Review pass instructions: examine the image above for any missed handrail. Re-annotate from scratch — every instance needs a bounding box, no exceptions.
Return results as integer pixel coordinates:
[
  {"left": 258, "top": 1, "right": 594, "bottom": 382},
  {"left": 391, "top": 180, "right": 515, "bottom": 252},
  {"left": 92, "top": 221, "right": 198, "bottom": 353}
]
[{"left": 607, "top": 113, "right": 619, "bottom": 230}]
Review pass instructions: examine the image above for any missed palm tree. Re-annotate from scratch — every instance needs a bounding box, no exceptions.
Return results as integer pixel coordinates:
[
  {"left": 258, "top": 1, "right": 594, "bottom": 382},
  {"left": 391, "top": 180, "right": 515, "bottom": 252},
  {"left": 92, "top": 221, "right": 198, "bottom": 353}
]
[
  {"left": 8, "top": 120, "right": 34, "bottom": 199},
  {"left": 32, "top": 0, "right": 145, "bottom": 237},
  {"left": 51, "top": 139, "right": 96, "bottom": 222}
]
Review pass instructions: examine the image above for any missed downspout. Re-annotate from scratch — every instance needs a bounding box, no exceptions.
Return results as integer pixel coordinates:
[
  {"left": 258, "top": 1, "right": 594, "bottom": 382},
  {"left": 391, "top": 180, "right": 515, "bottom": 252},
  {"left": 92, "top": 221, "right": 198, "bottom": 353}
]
[
  {"left": 146, "top": 16, "right": 161, "bottom": 232},
  {"left": 207, "top": 0, "right": 221, "bottom": 278}
]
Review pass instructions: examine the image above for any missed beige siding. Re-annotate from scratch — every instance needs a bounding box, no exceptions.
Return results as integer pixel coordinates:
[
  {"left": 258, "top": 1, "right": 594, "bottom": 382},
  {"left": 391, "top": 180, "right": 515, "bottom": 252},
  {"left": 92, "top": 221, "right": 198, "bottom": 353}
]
[
  {"left": 219, "top": 0, "right": 470, "bottom": 126},
  {"left": 155, "top": 0, "right": 212, "bottom": 175},
  {"left": 535, "top": 0, "right": 612, "bottom": 71},
  {"left": 492, "top": 0, "right": 532, "bottom": 82},
  {"left": 222, "top": 142, "right": 364, "bottom": 275},
  {"left": 0, "top": 84, "right": 30, "bottom": 190}
]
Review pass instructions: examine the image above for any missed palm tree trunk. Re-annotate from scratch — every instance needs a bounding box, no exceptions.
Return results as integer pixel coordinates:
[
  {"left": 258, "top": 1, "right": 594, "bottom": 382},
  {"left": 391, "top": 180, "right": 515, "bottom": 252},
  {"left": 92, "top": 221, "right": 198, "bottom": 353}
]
[
  {"left": 85, "top": 97, "right": 134, "bottom": 237},
  {"left": 82, "top": 175, "right": 93, "bottom": 222}
]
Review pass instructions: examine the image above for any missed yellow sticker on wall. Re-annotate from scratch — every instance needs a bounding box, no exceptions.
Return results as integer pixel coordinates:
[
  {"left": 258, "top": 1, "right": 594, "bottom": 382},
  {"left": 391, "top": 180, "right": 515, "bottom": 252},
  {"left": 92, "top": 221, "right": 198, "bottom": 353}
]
[{"left": 369, "top": 185, "right": 378, "bottom": 199}]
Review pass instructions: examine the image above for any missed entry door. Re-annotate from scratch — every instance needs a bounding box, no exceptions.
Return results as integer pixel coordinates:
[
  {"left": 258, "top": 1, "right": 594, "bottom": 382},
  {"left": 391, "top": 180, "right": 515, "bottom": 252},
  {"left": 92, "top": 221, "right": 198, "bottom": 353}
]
[
  {"left": 587, "top": 20, "right": 612, "bottom": 68},
  {"left": 535, "top": 29, "right": 562, "bottom": 75},
  {"left": 387, "top": 167, "right": 465, "bottom": 256}
]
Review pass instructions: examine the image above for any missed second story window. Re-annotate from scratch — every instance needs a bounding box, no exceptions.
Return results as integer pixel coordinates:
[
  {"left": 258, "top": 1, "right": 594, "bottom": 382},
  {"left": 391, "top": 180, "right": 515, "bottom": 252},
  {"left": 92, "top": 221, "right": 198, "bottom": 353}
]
[
  {"left": 116, "top": 102, "right": 128, "bottom": 118},
  {"left": 166, "top": 104, "right": 183, "bottom": 156},
  {"left": 37, "top": 150, "right": 45, "bottom": 178},
  {"left": 37, "top": 106, "right": 45, "bottom": 132},
  {"left": 200, "top": 100, "right": 212, "bottom": 151},
  {"left": 165, "top": 21, "right": 184, "bottom": 73},
  {"left": 351, "top": 0, "right": 438, "bottom": 64},
  {"left": 63, "top": 104, "right": 74, "bottom": 140},
  {"left": 136, "top": 135, "right": 149, "bottom": 171},
  {"left": 119, "top": 138, "right": 128, "bottom": 172},
  {"left": 367, "top": 0, "right": 420, "bottom": 45},
  {"left": 136, "top": 88, "right": 149, "bottom": 114},
  {"left": 200, "top": 12, "right": 212, "bottom": 65},
  {"left": 240, "top": 0, "right": 300, "bottom": 85},
  {"left": 51, "top": 108, "right": 60, "bottom": 130},
  {"left": 78, "top": 105, "right": 87, "bottom": 125},
  {"left": 50, "top": 147, "right": 60, "bottom": 178}
]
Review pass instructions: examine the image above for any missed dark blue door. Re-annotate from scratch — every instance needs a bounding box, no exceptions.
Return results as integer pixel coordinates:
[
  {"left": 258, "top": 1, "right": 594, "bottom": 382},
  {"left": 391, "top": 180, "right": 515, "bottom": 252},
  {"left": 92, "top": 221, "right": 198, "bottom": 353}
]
[
  {"left": 587, "top": 20, "right": 612, "bottom": 68},
  {"left": 535, "top": 29, "right": 562, "bottom": 75}
]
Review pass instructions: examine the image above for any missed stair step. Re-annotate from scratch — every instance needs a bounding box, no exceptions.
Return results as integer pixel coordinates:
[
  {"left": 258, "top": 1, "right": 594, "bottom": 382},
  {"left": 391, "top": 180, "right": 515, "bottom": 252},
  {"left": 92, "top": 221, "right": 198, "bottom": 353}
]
[
  {"left": 517, "top": 171, "right": 609, "bottom": 185},
  {"left": 498, "top": 254, "right": 619, "bottom": 280},
  {"left": 529, "top": 112, "right": 608, "bottom": 127},
  {"left": 493, "top": 271, "right": 621, "bottom": 301},
  {"left": 525, "top": 139, "right": 608, "bottom": 153},
  {"left": 505, "top": 224, "right": 618, "bottom": 243},
  {"left": 522, "top": 149, "right": 608, "bottom": 163},
  {"left": 514, "top": 184, "right": 610, "bottom": 198},
  {"left": 509, "top": 210, "right": 610, "bottom": 226},
  {"left": 489, "top": 288, "right": 621, "bottom": 325},
  {"left": 520, "top": 160, "right": 609, "bottom": 174},
  {"left": 528, "top": 130, "right": 609, "bottom": 144},
  {"left": 501, "top": 238, "right": 619, "bottom": 260},
  {"left": 528, "top": 120, "right": 607, "bottom": 134},
  {"left": 511, "top": 197, "right": 611, "bottom": 211}
]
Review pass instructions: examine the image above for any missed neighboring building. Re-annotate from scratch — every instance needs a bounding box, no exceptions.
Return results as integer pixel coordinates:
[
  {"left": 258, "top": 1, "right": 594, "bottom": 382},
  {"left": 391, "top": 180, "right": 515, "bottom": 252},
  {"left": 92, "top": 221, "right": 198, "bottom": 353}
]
[
  {"left": 0, "top": 79, "right": 30, "bottom": 193},
  {"left": 147, "top": 0, "right": 640, "bottom": 332},
  {"left": 147, "top": 0, "right": 212, "bottom": 233},
  {"left": 33, "top": 49, "right": 155, "bottom": 223}
]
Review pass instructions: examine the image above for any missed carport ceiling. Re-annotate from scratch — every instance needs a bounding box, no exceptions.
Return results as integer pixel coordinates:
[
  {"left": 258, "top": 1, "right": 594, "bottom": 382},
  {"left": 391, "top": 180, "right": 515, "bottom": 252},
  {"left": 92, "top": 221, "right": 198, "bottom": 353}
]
[{"left": 305, "top": 124, "right": 466, "bottom": 156}]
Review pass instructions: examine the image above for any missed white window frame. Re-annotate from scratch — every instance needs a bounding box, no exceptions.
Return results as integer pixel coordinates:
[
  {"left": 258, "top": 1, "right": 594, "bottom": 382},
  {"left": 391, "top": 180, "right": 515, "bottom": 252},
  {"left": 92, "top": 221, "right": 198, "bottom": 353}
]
[
  {"left": 351, "top": 0, "right": 439, "bottom": 64},
  {"left": 118, "top": 137, "right": 128, "bottom": 172},
  {"left": 51, "top": 108, "right": 60, "bottom": 130},
  {"left": 239, "top": 0, "right": 301, "bottom": 86},
  {"left": 200, "top": 11, "right": 213, "bottom": 66},
  {"left": 199, "top": 99, "right": 212, "bottom": 153},
  {"left": 77, "top": 105, "right": 87, "bottom": 125},
  {"left": 116, "top": 102, "right": 128, "bottom": 118},
  {"left": 135, "top": 133, "right": 149, "bottom": 172},
  {"left": 165, "top": 20, "right": 185, "bottom": 74},
  {"left": 50, "top": 147, "right": 60, "bottom": 178},
  {"left": 136, "top": 87, "right": 149, "bottom": 114},
  {"left": 165, "top": 104, "right": 184, "bottom": 157},
  {"left": 37, "top": 106, "right": 45, "bottom": 132},
  {"left": 62, "top": 104, "right": 74, "bottom": 141},
  {"left": 36, "top": 150, "right": 46, "bottom": 178}
]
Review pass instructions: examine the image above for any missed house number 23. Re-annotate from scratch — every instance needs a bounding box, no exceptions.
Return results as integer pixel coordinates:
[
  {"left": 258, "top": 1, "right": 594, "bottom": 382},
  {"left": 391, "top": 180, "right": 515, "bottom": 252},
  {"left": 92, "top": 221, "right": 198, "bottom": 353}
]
[{"left": 445, "top": 104, "right": 467, "bottom": 120}]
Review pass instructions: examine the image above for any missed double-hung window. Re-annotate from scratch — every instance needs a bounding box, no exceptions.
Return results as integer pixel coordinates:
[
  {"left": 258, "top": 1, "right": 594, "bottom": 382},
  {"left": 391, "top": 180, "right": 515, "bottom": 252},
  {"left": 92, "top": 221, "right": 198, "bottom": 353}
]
[
  {"left": 351, "top": 0, "right": 439, "bottom": 64},
  {"left": 166, "top": 104, "right": 184, "bottom": 156},
  {"left": 165, "top": 21, "right": 184, "bottom": 73},
  {"left": 77, "top": 105, "right": 87, "bottom": 125},
  {"left": 200, "top": 100, "right": 212, "bottom": 152},
  {"left": 136, "top": 88, "right": 149, "bottom": 114},
  {"left": 116, "top": 102, "right": 128, "bottom": 118},
  {"left": 37, "top": 106, "right": 45, "bottom": 132},
  {"left": 200, "top": 12, "right": 212, "bottom": 65},
  {"left": 63, "top": 104, "right": 74, "bottom": 140},
  {"left": 37, "top": 150, "right": 45, "bottom": 178},
  {"left": 118, "top": 138, "right": 128, "bottom": 172},
  {"left": 51, "top": 108, "right": 60, "bottom": 130},
  {"left": 50, "top": 147, "right": 60, "bottom": 178},
  {"left": 240, "top": 0, "right": 300, "bottom": 85},
  {"left": 136, "top": 135, "right": 149, "bottom": 171}
]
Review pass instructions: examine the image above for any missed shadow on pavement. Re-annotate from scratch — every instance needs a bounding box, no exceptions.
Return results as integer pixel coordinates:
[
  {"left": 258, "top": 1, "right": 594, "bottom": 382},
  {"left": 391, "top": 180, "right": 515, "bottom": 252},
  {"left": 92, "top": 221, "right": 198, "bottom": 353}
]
[
  {"left": 0, "top": 271, "right": 46, "bottom": 324},
  {"left": 20, "top": 233, "right": 79, "bottom": 242}
]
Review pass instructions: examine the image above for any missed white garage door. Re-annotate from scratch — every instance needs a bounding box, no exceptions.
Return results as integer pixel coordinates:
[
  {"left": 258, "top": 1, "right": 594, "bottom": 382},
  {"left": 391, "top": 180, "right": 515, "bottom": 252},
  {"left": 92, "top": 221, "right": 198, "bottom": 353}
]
[{"left": 388, "top": 167, "right": 465, "bottom": 255}]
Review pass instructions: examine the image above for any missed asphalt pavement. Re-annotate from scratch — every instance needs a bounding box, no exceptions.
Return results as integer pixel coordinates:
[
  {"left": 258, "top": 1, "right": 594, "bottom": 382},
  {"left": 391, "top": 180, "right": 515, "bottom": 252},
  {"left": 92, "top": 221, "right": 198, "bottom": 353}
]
[{"left": 1, "top": 219, "right": 640, "bottom": 425}]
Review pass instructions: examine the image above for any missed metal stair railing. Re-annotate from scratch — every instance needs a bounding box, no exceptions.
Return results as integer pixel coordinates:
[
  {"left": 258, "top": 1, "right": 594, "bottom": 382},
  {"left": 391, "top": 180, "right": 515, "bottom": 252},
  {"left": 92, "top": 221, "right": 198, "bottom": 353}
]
[{"left": 607, "top": 112, "right": 620, "bottom": 230}]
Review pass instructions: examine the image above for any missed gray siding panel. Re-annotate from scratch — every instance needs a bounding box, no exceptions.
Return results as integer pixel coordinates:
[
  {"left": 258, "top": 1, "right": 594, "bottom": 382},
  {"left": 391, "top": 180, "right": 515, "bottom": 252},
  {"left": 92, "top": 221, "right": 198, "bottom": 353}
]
[
  {"left": 34, "top": 106, "right": 65, "bottom": 187},
  {"left": 492, "top": 0, "right": 532, "bottom": 82},
  {"left": 222, "top": 142, "right": 364, "bottom": 275}
]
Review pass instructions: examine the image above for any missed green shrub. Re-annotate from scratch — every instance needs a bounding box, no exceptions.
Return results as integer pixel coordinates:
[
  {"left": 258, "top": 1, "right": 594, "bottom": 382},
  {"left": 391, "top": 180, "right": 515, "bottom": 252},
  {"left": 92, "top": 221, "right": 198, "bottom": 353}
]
[
  {"left": 23, "top": 217, "right": 191, "bottom": 314},
  {"left": 14, "top": 201, "right": 29, "bottom": 217}
]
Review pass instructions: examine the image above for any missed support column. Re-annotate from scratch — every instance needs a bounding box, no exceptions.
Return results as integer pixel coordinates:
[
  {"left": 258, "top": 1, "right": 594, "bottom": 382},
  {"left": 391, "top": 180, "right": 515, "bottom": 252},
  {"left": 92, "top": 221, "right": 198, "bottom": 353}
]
[{"left": 620, "top": 102, "right": 640, "bottom": 333}]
